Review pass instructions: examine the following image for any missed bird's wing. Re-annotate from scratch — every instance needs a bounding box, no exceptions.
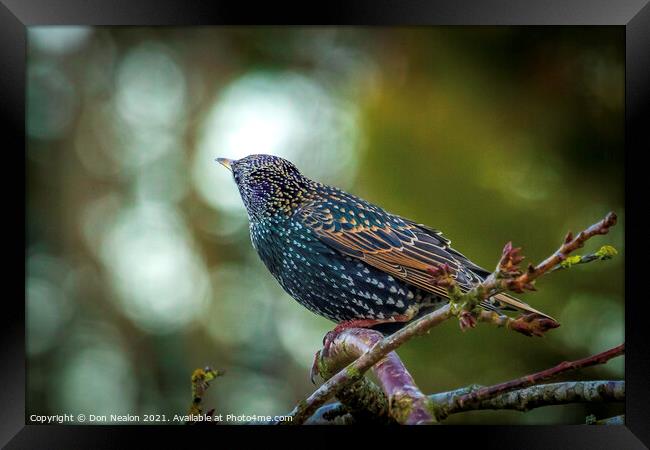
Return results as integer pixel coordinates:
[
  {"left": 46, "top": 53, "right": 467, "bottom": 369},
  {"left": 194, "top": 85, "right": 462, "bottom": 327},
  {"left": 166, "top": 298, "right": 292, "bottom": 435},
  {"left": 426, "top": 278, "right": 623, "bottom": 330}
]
[
  {"left": 296, "top": 194, "right": 484, "bottom": 299},
  {"left": 297, "top": 192, "right": 555, "bottom": 320}
]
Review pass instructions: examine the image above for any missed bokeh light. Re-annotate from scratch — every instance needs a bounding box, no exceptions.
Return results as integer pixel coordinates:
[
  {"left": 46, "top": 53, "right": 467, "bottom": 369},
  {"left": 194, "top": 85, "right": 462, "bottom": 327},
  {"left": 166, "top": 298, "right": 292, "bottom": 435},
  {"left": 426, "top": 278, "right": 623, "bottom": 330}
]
[
  {"left": 50, "top": 323, "right": 137, "bottom": 419},
  {"left": 116, "top": 42, "right": 187, "bottom": 129},
  {"left": 27, "top": 62, "right": 78, "bottom": 141},
  {"left": 29, "top": 26, "right": 93, "bottom": 55},
  {"left": 99, "top": 202, "right": 210, "bottom": 333},
  {"left": 192, "top": 71, "right": 361, "bottom": 214},
  {"left": 26, "top": 253, "right": 74, "bottom": 356}
]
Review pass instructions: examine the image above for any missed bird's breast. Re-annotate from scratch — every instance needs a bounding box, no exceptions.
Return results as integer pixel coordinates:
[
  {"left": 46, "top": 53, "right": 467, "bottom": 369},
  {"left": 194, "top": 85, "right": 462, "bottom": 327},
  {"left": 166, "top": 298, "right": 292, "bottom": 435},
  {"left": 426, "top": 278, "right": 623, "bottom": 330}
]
[{"left": 249, "top": 216, "right": 445, "bottom": 323}]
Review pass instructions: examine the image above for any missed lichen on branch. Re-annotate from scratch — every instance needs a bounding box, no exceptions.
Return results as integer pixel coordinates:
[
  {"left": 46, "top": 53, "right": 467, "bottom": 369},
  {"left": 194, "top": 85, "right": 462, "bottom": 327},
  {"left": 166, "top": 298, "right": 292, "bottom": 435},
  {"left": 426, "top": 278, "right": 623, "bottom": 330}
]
[
  {"left": 187, "top": 366, "right": 222, "bottom": 423},
  {"left": 308, "top": 379, "right": 624, "bottom": 424}
]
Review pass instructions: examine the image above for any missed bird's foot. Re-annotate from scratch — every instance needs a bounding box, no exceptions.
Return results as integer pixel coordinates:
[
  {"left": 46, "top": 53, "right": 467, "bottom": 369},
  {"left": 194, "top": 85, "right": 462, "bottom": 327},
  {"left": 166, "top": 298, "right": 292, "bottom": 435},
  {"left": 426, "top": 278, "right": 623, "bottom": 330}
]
[
  {"left": 321, "top": 319, "right": 387, "bottom": 357},
  {"left": 310, "top": 350, "right": 323, "bottom": 384},
  {"left": 310, "top": 316, "right": 412, "bottom": 384}
]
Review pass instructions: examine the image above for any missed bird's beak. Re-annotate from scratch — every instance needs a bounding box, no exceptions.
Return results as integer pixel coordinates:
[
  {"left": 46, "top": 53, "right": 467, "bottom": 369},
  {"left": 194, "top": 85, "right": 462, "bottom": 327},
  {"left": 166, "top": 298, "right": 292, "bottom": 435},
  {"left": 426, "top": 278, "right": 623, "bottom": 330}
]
[{"left": 215, "top": 157, "right": 234, "bottom": 171}]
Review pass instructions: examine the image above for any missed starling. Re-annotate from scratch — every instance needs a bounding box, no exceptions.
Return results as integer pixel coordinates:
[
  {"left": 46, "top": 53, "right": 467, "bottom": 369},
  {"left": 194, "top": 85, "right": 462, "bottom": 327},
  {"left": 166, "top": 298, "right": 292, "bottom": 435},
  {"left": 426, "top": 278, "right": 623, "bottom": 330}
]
[{"left": 217, "top": 154, "right": 555, "bottom": 336}]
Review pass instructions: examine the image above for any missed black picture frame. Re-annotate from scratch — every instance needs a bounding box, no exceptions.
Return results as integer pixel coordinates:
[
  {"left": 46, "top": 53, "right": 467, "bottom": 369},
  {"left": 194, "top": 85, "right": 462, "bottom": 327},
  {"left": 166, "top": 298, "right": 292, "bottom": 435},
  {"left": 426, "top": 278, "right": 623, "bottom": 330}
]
[{"left": 2, "top": 0, "right": 648, "bottom": 447}]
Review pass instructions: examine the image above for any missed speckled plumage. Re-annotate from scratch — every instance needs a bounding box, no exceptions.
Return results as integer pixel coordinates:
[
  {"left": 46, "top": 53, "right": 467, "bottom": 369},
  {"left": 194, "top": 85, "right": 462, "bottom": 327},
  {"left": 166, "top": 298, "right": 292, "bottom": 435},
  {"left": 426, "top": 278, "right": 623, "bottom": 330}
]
[{"left": 219, "top": 154, "right": 551, "bottom": 329}]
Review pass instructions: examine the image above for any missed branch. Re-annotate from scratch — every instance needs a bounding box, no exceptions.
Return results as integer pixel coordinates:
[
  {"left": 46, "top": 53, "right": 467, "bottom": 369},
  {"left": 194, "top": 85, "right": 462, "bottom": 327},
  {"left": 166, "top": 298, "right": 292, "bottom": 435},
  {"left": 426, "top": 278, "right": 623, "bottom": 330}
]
[
  {"left": 477, "top": 310, "right": 560, "bottom": 337},
  {"left": 307, "top": 310, "right": 564, "bottom": 423},
  {"left": 314, "top": 327, "right": 434, "bottom": 424},
  {"left": 186, "top": 367, "right": 222, "bottom": 424},
  {"left": 332, "top": 377, "right": 393, "bottom": 424},
  {"left": 285, "top": 304, "right": 452, "bottom": 424},
  {"left": 446, "top": 343, "right": 624, "bottom": 413},
  {"left": 428, "top": 212, "right": 617, "bottom": 331},
  {"left": 549, "top": 245, "right": 618, "bottom": 273},
  {"left": 304, "top": 403, "right": 355, "bottom": 425},
  {"left": 439, "top": 380, "right": 624, "bottom": 415},
  {"left": 484, "top": 212, "right": 617, "bottom": 295},
  {"left": 308, "top": 380, "right": 624, "bottom": 424}
]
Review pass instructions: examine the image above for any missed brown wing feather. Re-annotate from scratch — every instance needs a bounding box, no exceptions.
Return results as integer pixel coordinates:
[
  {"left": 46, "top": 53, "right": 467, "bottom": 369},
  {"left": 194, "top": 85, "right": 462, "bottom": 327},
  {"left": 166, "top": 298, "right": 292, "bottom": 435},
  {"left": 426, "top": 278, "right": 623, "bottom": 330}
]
[
  {"left": 298, "top": 203, "right": 481, "bottom": 298},
  {"left": 298, "top": 196, "right": 556, "bottom": 321}
]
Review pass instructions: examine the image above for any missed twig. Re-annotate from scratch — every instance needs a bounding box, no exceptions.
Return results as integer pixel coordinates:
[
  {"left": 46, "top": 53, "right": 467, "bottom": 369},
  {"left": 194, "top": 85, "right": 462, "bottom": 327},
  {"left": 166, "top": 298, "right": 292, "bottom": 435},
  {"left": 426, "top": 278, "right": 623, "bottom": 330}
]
[
  {"left": 426, "top": 213, "right": 617, "bottom": 329},
  {"left": 485, "top": 212, "right": 618, "bottom": 295},
  {"left": 548, "top": 245, "right": 618, "bottom": 273},
  {"left": 187, "top": 366, "right": 222, "bottom": 424},
  {"left": 448, "top": 343, "right": 624, "bottom": 412},
  {"left": 478, "top": 310, "right": 560, "bottom": 337}
]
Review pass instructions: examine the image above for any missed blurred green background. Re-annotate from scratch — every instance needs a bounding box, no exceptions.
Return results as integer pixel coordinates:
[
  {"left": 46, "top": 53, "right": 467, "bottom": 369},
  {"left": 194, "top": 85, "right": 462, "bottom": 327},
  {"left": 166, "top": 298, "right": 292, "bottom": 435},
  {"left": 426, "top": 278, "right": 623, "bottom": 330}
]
[{"left": 26, "top": 26, "right": 624, "bottom": 424}]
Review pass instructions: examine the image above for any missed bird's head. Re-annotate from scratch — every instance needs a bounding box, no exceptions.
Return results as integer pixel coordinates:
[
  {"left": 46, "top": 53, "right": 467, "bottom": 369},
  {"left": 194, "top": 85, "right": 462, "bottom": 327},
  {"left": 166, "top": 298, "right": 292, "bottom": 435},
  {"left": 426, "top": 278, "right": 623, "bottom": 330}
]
[{"left": 217, "top": 154, "right": 312, "bottom": 220}]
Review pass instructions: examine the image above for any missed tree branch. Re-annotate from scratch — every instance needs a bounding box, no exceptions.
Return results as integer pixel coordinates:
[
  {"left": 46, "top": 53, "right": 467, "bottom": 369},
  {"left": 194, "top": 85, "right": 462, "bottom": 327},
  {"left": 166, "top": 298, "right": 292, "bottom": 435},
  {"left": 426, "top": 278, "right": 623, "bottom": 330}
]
[
  {"left": 477, "top": 310, "right": 560, "bottom": 337},
  {"left": 315, "top": 327, "right": 435, "bottom": 424},
  {"left": 186, "top": 367, "right": 222, "bottom": 424},
  {"left": 483, "top": 212, "right": 617, "bottom": 295},
  {"left": 441, "top": 380, "right": 624, "bottom": 415},
  {"left": 307, "top": 380, "right": 624, "bottom": 424},
  {"left": 446, "top": 343, "right": 624, "bottom": 413},
  {"left": 304, "top": 403, "right": 355, "bottom": 425},
  {"left": 285, "top": 304, "right": 452, "bottom": 424},
  {"left": 332, "top": 377, "right": 392, "bottom": 424}
]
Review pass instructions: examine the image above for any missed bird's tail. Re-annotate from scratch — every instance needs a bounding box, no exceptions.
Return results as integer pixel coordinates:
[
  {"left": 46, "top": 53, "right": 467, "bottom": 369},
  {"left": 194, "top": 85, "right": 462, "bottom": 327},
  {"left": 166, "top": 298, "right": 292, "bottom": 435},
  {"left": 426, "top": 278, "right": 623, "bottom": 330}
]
[{"left": 484, "top": 292, "right": 558, "bottom": 323}]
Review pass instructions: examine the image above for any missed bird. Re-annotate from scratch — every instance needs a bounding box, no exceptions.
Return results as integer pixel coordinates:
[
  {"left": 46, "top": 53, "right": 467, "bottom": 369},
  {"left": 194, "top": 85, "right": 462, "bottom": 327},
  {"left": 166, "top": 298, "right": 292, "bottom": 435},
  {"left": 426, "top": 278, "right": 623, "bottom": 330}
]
[{"left": 216, "top": 154, "right": 556, "bottom": 339}]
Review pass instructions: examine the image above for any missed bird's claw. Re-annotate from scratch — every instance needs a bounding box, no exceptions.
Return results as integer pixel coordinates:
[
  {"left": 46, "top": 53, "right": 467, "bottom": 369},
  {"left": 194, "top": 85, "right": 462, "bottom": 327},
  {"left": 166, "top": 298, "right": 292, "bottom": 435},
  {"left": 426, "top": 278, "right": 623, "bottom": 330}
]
[
  {"left": 311, "top": 328, "right": 345, "bottom": 383},
  {"left": 322, "top": 330, "right": 338, "bottom": 355},
  {"left": 310, "top": 350, "right": 322, "bottom": 384}
]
